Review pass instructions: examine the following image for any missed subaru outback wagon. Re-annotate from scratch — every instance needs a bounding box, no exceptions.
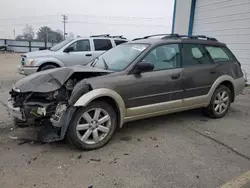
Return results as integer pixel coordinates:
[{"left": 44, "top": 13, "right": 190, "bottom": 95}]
[{"left": 8, "top": 34, "right": 245, "bottom": 150}]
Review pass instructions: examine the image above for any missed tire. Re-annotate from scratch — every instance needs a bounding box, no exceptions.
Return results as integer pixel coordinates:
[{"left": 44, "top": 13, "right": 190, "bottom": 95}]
[
  {"left": 67, "top": 101, "right": 117, "bottom": 150},
  {"left": 203, "top": 85, "right": 232, "bottom": 118},
  {"left": 39, "top": 64, "right": 57, "bottom": 71}
]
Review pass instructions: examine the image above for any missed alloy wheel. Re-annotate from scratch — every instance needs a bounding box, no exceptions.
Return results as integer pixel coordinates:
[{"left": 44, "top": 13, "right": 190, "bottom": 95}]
[
  {"left": 76, "top": 108, "right": 111, "bottom": 144},
  {"left": 213, "top": 90, "right": 229, "bottom": 115}
]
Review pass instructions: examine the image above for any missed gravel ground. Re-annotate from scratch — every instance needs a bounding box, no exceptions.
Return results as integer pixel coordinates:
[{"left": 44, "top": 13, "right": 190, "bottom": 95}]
[{"left": 0, "top": 53, "right": 249, "bottom": 188}]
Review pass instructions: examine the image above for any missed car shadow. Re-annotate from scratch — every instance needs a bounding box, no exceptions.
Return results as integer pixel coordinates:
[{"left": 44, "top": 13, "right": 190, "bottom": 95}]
[
  {"left": 116, "top": 108, "right": 205, "bottom": 135},
  {"left": 13, "top": 107, "right": 240, "bottom": 152}
]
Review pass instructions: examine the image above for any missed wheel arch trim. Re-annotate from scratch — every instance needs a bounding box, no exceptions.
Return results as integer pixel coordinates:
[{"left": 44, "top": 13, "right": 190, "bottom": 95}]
[
  {"left": 207, "top": 75, "right": 236, "bottom": 103},
  {"left": 73, "top": 88, "right": 126, "bottom": 127}
]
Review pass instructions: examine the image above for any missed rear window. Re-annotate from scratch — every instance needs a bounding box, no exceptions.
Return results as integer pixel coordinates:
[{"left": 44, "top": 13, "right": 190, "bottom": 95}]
[
  {"left": 205, "top": 46, "right": 234, "bottom": 62},
  {"left": 115, "top": 40, "right": 127, "bottom": 46},
  {"left": 93, "top": 39, "right": 112, "bottom": 51}
]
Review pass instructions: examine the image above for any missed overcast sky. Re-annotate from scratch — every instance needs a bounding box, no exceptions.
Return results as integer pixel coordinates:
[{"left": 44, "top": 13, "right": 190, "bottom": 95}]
[{"left": 0, "top": 0, "right": 174, "bottom": 39}]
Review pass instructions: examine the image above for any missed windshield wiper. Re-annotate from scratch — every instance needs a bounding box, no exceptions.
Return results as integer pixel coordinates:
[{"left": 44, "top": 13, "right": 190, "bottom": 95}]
[{"left": 102, "top": 57, "right": 109, "bottom": 70}]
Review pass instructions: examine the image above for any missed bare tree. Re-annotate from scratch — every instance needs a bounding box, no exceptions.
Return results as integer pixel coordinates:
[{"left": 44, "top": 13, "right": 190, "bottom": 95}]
[
  {"left": 22, "top": 24, "right": 34, "bottom": 40},
  {"left": 37, "top": 26, "right": 63, "bottom": 43}
]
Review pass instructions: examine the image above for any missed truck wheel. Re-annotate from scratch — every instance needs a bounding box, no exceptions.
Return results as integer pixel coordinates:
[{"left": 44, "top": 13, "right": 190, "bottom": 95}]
[
  {"left": 39, "top": 64, "right": 57, "bottom": 71},
  {"left": 203, "top": 85, "right": 232, "bottom": 118},
  {"left": 67, "top": 101, "right": 117, "bottom": 150}
]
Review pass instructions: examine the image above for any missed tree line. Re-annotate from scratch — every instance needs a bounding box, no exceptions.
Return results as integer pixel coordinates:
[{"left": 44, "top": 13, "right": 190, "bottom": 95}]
[{"left": 15, "top": 24, "right": 75, "bottom": 43}]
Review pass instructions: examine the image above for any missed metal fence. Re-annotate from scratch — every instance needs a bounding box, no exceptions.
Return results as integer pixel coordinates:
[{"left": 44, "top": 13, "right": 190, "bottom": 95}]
[{"left": 0, "top": 39, "right": 56, "bottom": 53}]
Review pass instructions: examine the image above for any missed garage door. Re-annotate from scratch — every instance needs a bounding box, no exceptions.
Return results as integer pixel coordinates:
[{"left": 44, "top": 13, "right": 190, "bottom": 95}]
[{"left": 192, "top": 0, "right": 250, "bottom": 83}]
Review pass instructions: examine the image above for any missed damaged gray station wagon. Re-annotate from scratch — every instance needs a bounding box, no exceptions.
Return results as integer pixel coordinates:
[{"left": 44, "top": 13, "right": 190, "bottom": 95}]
[{"left": 8, "top": 34, "right": 245, "bottom": 150}]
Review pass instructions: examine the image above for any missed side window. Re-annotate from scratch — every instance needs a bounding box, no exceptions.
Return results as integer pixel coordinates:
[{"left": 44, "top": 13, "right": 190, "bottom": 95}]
[
  {"left": 68, "top": 40, "right": 90, "bottom": 52},
  {"left": 205, "top": 46, "right": 233, "bottom": 62},
  {"left": 115, "top": 40, "right": 127, "bottom": 46},
  {"left": 93, "top": 39, "right": 112, "bottom": 51},
  {"left": 182, "top": 44, "right": 212, "bottom": 67},
  {"left": 142, "top": 44, "right": 180, "bottom": 71}
]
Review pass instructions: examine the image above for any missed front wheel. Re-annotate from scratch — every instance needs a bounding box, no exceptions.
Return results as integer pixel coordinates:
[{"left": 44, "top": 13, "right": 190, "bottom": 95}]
[
  {"left": 67, "top": 101, "right": 117, "bottom": 150},
  {"left": 203, "top": 85, "right": 232, "bottom": 118},
  {"left": 39, "top": 64, "right": 57, "bottom": 71}
]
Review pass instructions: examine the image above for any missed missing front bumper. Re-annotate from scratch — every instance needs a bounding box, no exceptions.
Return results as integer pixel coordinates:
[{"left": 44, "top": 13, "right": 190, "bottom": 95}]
[{"left": 7, "top": 99, "right": 26, "bottom": 121}]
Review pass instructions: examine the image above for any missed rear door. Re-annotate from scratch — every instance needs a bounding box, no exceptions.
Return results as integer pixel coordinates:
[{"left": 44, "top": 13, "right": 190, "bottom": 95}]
[
  {"left": 181, "top": 44, "right": 220, "bottom": 99},
  {"left": 92, "top": 39, "right": 113, "bottom": 59}
]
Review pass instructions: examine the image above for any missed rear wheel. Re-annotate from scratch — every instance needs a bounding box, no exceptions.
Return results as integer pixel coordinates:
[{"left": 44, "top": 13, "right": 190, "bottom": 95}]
[
  {"left": 67, "top": 101, "right": 117, "bottom": 150},
  {"left": 203, "top": 85, "right": 232, "bottom": 118}
]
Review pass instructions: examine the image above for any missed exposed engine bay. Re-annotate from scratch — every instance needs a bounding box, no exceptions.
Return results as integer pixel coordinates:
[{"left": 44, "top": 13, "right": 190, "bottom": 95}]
[{"left": 8, "top": 65, "right": 113, "bottom": 142}]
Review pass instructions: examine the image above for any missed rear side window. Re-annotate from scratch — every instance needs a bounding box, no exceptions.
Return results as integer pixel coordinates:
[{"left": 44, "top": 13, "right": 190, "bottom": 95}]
[
  {"left": 205, "top": 46, "right": 234, "bottom": 62},
  {"left": 115, "top": 40, "right": 127, "bottom": 46},
  {"left": 93, "top": 39, "right": 112, "bottom": 51},
  {"left": 182, "top": 44, "right": 213, "bottom": 67}
]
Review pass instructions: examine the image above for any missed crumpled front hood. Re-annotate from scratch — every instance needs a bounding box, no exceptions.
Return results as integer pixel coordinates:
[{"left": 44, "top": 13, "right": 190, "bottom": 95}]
[
  {"left": 24, "top": 50, "right": 54, "bottom": 58},
  {"left": 14, "top": 65, "right": 113, "bottom": 93}
]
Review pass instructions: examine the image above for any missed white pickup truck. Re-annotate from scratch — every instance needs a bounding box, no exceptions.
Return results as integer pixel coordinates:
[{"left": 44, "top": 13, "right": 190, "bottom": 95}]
[{"left": 18, "top": 35, "right": 127, "bottom": 75}]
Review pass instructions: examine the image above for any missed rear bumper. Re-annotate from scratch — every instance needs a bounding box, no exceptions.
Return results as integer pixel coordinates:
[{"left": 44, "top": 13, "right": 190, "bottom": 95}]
[
  {"left": 235, "top": 77, "right": 246, "bottom": 95},
  {"left": 18, "top": 65, "right": 38, "bottom": 75},
  {"left": 7, "top": 98, "right": 26, "bottom": 121}
]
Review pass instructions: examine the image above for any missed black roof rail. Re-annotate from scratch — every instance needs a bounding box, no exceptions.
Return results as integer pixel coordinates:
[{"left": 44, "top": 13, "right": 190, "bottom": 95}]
[
  {"left": 132, "top": 33, "right": 218, "bottom": 42},
  {"left": 132, "top": 34, "right": 179, "bottom": 41},
  {"left": 162, "top": 34, "right": 218, "bottom": 41},
  {"left": 143, "top": 34, "right": 174, "bottom": 38}
]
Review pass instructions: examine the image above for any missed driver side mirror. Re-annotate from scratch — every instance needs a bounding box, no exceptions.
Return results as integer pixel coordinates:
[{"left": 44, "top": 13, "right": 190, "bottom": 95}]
[
  {"left": 133, "top": 63, "right": 154, "bottom": 74},
  {"left": 64, "top": 46, "right": 74, "bottom": 53}
]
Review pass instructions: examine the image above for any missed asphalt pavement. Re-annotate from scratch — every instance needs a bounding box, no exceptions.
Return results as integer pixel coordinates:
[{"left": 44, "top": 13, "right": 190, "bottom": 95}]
[{"left": 0, "top": 53, "right": 249, "bottom": 188}]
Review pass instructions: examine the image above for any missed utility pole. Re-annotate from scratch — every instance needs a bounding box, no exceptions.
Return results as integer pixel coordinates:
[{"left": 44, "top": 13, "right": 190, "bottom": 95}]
[
  {"left": 13, "top": 29, "right": 15, "bottom": 39},
  {"left": 46, "top": 26, "right": 48, "bottom": 44},
  {"left": 62, "top": 14, "right": 68, "bottom": 40}
]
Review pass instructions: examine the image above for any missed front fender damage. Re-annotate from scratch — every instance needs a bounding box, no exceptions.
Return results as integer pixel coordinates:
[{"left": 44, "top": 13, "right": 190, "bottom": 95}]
[
  {"left": 39, "top": 82, "right": 91, "bottom": 142},
  {"left": 39, "top": 106, "right": 77, "bottom": 142}
]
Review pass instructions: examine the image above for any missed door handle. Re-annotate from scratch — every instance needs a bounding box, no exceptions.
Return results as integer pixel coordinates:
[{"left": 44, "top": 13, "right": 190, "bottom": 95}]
[
  {"left": 171, "top": 74, "right": 181, "bottom": 80},
  {"left": 210, "top": 69, "right": 216, "bottom": 74},
  {"left": 86, "top": 54, "right": 92, "bottom": 57}
]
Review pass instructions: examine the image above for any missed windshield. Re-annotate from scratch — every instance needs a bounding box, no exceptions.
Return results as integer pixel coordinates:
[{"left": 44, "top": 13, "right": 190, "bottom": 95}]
[
  {"left": 50, "top": 39, "right": 74, "bottom": 51},
  {"left": 91, "top": 43, "right": 149, "bottom": 71}
]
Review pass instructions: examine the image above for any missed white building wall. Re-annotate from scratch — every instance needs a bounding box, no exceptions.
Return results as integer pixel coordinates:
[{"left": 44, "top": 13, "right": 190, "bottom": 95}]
[
  {"left": 173, "top": 0, "right": 192, "bottom": 35},
  {"left": 192, "top": 0, "right": 250, "bottom": 82}
]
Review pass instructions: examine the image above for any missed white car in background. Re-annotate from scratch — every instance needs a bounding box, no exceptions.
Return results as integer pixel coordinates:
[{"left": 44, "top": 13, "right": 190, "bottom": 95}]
[{"left": 18, "top": 35, "right": 127, "bottom": 75}]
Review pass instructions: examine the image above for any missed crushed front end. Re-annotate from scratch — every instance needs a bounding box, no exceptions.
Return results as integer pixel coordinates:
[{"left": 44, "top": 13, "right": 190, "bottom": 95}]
[
  {"left": 8, "top": 86, "right": 76, "bottom": 142},
  {"left": 8, "top": 88, "right": 67, "bottom": 125},
  {"left": 7, "top": 66, "right": 112, "bottom": 142}
]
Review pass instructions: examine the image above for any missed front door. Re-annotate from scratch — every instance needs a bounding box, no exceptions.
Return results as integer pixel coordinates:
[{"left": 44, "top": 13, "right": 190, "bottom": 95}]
[
  {"left": 120, "top": 44, "right": 184, "bottom": 108},
  {"left": 57, "top": 39, "right": 95, "bottom": 66}
]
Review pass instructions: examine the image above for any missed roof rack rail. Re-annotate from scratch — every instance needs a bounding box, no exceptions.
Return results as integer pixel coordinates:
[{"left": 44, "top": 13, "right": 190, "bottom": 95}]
[
  {"left": 162, "top": 34, "right": 218, "bottom": 41},
  {"left": 132, "top": 34, "right": 178, "bottom": 41},
  {"left": 90, "top": 34, "right": 110, "bottom": 37},
  {"left": 90, "top": 34, "right": 127, "bottom": 40},
  {"left": 109, "top": 35, "right": 127, "bottom": 40},
  {"left": 132, "top": 34, "right": 218, "bottom": 41}
]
